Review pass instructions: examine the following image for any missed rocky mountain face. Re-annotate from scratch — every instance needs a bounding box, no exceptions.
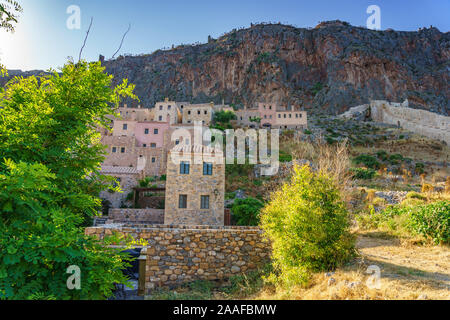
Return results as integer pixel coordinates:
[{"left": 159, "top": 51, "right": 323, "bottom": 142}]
[{"left": 3, "top": 21, "right": 449, "bottom": 115}]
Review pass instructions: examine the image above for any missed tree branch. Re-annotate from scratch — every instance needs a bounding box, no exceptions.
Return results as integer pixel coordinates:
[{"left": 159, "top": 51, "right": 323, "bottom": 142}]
[
  {"left": 78, "top": 17, "right": 93, "bottom": 63},
  {"left": 112, "top": 23, "right": 131, "bottom": 59}
]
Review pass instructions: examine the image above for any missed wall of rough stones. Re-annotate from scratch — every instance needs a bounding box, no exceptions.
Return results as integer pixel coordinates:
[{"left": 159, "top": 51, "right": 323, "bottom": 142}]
[
  {"left": 107, "top": 209, "right": 164, "bottom": 224},
  {"left": 370, "top": 100, "right": 450, "bottom": 145},
  {"left": 85, "top": 224, "right": 270, "bottom": 292}
]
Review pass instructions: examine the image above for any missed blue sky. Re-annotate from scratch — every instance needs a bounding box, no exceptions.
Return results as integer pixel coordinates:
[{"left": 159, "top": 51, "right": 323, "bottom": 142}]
[{"left": 1, "top": 0, "right": 448, "bottom": 71}]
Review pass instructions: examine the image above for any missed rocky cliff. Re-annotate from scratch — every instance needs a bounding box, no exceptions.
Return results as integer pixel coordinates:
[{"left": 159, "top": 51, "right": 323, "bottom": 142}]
[{"left": 3, "top": 21, "right": 449, "bottom": 115}]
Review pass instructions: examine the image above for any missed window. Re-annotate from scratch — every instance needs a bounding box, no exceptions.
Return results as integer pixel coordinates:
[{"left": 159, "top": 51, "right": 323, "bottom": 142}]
[
  {"left": 269, "top": 106, "right": 272, "bottom": 110},
  {"left": 168, "top": 105, "right": 171, "bottom": 110},
  {"left": 185, "top": 139, "right": 190, "bottom": 145},
  {"left": 123, "top": 123, "right": 128, "bottom": 130},
  {"left": 150, "top": 143, "right": 156, "bottom": 148},
  {"left": 284, "top": 114, "right": 286, "bottom": 118},
  {"left": 121, "top": 147, "right": 126, "bottom": 153},
  {"left": 158, "top": 116, "right": 162, "bottom": 121},
  {"left": 203, "top": 162, "right": 213, "bottom": 175},
  {"left": 264, "top": 115, "right": 267, "bottom": 119},
  {"left": 188, "top": 110, "right": 191, "bottom": 115},
  {"left": 204, "top": 110, "right": 207, "bottom": 115},
  {"left": 197, "top": 110, "right": 201, "bottom": 115},
  {"left": 179, "top": 195, "right": 187, "bottom": 208},
  {"left": 159, "top": 105, "right": 163, "bottom": 110},
  {"left": 152, "top": 157, "right": 156, "bottom": 163},
  {"left": 112, "top": 147, "right": 117, "bottom": 153},
  {"left": 200, "top": 195, "right": 210, "bottom": 209},
  {"left": 270, "top": 115, "right": 272, "bottom": 119},
  {"left": 295, "top": 113, "right": 298, "bottom": 118},
  {"left": 240, "top": 116, "right": 243, "bottom": 120},
  {"left": 289, "top": 114, "right": 292, "bottom": 118},
  {"left": 278, "top": 114, "right": 281, "bottom": 118},
  {"left": 180, "top": 161, "right": 190, "bottom": 174},
  {"left": 154, "top": 128, "right": 158, "bottom": 134},
  {"left": 175, "top": 139, "right": 180, "bottom": 145},
  {"left": 144, "top": 128, "right": 149, "bottom": 134},
  {"left": 143, "top": 144, "right": 147, "bottom": 147},
  {"left": 113, "top": 177, "right": 121, "bottom": 188},
  {"left": 300, "top": 113, "right": 302, "bottom": 118}
]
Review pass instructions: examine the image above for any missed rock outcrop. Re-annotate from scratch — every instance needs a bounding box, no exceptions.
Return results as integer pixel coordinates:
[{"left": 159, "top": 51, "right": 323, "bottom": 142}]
[{"left": 3, "top": 21, "right": 449, "bottom": 115}]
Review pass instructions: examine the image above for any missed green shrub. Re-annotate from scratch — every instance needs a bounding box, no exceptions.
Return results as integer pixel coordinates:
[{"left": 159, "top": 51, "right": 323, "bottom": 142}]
[
  {"left": 304, "top": 129, "right": 312, "bottom": 135},
  {"left": 160, "top": 174, "right": 167, "bottom": 181},
  {"left": 415, "top": 162, "right": 425, "bottom": 174},
  {"left": 408, "top": 201, "right": 449, "bottom": 244},
  {"left": 353, "top": 154, "right": 380, "bottom": 169},
  {"left": 406, "top": 191, "right": 426, "bottom": 201},
  {"left": 279, "top": 151, "right": 292, "bottom": 162},
  {"left": 350, "top": 167, "right": 377, "bottom": 180},
  {"left": 260, "top": 165, "right": 355, "bottom": 287},
  {"left": 376, "top": 150, "right": 388, "bottom": 161},
  {"left": 388, "top": 154, "right": 404, "bottom": 165},
  {"left": 232, "top": 197, "right": 265, "bottom": 226}
]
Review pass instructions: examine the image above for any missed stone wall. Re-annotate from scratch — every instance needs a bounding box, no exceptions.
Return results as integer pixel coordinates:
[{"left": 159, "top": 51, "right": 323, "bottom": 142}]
[
  {"left": 107, "top": 209, "right": 165, "bottom": 224},
  {"left": 85, "top": 224, "right": 270, "bottom": 292},
  {"left": 370, "top": 100, "right": 450, "bottom": 144}
]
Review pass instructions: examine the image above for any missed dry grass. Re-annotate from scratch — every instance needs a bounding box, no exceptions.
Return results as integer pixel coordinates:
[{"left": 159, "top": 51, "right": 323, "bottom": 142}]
[{"left": 252, "top": 234, "right": 450, "bottom": 300}]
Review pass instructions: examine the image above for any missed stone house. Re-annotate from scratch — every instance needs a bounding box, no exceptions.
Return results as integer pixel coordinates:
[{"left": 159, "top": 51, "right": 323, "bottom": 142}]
[
  {"left": 99, "top": 166, "right": 142, "bottom": 208},
  {"left": 154, "top": 98, "right": 182, "bottom": 124},
  {"left": 135, "top": 121, "right": 170, "bottom": 148},
  {"left": 182, "top": 103, "right": 213, "bottom": 126},
  {"left": 164, "top": 144, "right": 225, "bottom": 226}
]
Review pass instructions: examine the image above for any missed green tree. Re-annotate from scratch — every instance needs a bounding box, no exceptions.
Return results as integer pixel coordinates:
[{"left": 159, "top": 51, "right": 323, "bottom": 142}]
[
  {"left": 0, "top": 0, "right": 22, "bottom": 32},
  {"left": 0, "top": 60, "right": 137, "bottom": 299},
  {"left": 213, "top": 110, "right": 237, "bottom": 124},
  {"left": 260, "top": 165, "right": 355, "bottom": 287},
  {"left": 231, "top": 197, "right": 265, "bottom": 226}
]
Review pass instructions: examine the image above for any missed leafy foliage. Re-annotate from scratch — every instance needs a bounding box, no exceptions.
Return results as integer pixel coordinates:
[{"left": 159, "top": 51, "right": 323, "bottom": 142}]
[
  {"left": 231, "top": 197, "right": 265, "bottom": 226},
  {"left": 213, "top": 110, "right": 236, "bottom": 125},
  {"left": 352, "top": 154, "right": 381, "bottom": 169},
  {"left": 0, "top": 61, "right": 137, "bottom": 299},
  {"left": 0, "top": 160, "right": 131, "bottom": 299},
  {"left": 409, "top": 201, "right": 449, "bottom": 244},
  {"left": 0, "top": 0, "right": 22, "bottom": 32},
  {"left": 350, "top": 167, "right": 377, "bottom": 180},
  {"left": 260, "top": 165, "right": 355, "bottom": 287}
]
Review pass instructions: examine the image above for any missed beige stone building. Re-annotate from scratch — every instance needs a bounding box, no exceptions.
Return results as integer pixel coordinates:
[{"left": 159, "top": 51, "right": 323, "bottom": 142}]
[
  {"left": 154, "top": 98, "right": 183, "bottom": 124},
  {"left": 182, "top": 103, "right": 213, "bottom": 125},
  {"left": 99, "top": 166, "right": 142, "bottom": 208},
  {"left": 234, "top": 103, "right": 307, "bottom": 130},
  {"left": 117, "top": 104, "right": 154, "bottom": 122},
  {"left": 164, "top": 144, "right": 225, "bottom": 226}
]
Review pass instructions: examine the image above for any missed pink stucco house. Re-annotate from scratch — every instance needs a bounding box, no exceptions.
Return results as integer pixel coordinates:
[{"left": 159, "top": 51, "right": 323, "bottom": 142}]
[{"left": 135, "top": 121, "right": 170, "bottom": 148}]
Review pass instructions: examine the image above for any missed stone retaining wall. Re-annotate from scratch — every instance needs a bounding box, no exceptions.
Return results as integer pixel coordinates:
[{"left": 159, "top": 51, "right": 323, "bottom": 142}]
[
  {"left": 107, "top": 209, "right": 165, "bottom": 224},
  {"left": 85, "top": 224, "right": 270, "bottom": 292}
]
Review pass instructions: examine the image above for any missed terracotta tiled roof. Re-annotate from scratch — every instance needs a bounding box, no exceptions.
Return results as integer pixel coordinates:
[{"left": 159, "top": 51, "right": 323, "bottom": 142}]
[{"left": 100, "top": 166, "right": 140, "bottom": 174}]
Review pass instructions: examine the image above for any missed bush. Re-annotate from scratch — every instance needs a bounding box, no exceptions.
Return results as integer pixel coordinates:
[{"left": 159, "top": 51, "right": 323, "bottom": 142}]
[
  {"left": 409, "top": 201, "right": 449, "bottom": 244},
  {"left": 388, "top": 154, "right": 404, "bottom": 165},
  {"left": 231, "top": 197, "right": 265, "bottom": 226},
  {"left": 279, "top": 151, "right": 292, "bottom": 162},
  {"left": 260, "top": 165, "right": 355, "bottom": 287},
  {"left": 376, "top": 150, "right": 388, "bottom": 161},
  {"left": 213, "top": 110, "right": 236, "bottom": 124},
  {"left": 353, "top": 154, "right": 380, "bottom": 169},
  {"left": 406, "top": 191, "right": 426, "bottom": 201},
  {"left": 350, "top": 167, "right": 377, "bottom": 180}
]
